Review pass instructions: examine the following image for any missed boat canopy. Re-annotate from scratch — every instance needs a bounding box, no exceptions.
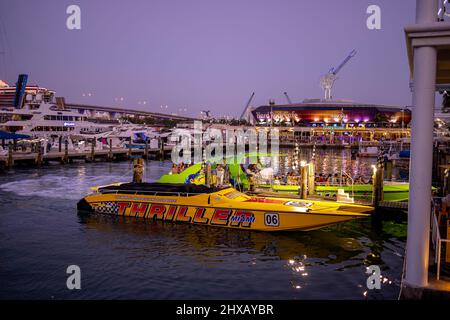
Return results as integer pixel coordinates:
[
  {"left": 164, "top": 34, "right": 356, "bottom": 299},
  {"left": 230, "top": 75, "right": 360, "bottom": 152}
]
[
  {"left": 98, "top": 182, "right": 227, "bottom": 196},
  {"left": 0, "top": 131, "right": 31, "bottom": 140}
]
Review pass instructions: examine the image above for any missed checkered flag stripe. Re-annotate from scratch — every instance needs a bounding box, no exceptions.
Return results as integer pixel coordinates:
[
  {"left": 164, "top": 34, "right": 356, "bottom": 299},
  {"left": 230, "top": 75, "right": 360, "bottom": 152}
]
[{"left": 94, "top": 202, "right": 119, "bottom": 215}]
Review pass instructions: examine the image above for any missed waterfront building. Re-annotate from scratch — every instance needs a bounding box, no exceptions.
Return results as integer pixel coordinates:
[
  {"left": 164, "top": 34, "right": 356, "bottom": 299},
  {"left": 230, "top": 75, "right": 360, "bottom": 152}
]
[{"left": 251, "top": 99, "right": 411, "bottom": 128}]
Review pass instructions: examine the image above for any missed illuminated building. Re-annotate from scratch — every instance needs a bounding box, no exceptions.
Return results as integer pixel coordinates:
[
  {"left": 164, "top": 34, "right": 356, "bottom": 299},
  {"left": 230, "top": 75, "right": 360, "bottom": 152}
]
[{"left": 252, "top": 99, "right": 411, "bottom": 128}]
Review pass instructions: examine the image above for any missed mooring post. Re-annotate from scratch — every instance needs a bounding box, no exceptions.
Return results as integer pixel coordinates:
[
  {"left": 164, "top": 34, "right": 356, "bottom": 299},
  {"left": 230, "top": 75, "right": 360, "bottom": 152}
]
[
  {"left": 385, "top": 159, "right": 393, "bottom": 181},
  {"left": 145, "top": 140, "right": 149, "bottom": 160},
  {"left": 205, "top": 162, "right": 212, "bottom": 187},
  {"left": 58, "top": 136, "right": 62, "bottom": 153},
  {"left": 308, "top": 162, "right": 315, "bottom": 195},
  {"left": 63, "top": 139, "right": 69, "bottom": 164},
  {"left": 223, "top": 162, "right": 230, "bottom": 185},
  {"left": 127, "top": 137, "right": 132, "bottom": 159},
  {"left": 132, "top": 158, "right": 145, "bottom": 183},
  {"left": 90, "top": 139, "right": 96, "bottom": 162},
  {"left": 108, "top": 138, "right": 113, "bottom": 161},
  {"left": 36, "top": 141, "right": 43, "bottom": 167},
  {"left": 300, "top": 164, "right": 308, "bottom": 199},
  {"left": 7, "top": 141, "right": 13, "bottom": 168},
  {"left": 159, "top": 137, "right": 164, "bottom": 160},
  {"left": 372, "top": 163, "right": 384, "bottom": 207}
]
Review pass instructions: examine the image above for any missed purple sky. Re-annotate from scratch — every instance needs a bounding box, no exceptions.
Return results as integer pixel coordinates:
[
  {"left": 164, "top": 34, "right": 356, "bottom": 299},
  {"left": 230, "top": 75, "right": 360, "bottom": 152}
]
[{"left": 0, "top": 0, "right": 419, "bottom": 117}]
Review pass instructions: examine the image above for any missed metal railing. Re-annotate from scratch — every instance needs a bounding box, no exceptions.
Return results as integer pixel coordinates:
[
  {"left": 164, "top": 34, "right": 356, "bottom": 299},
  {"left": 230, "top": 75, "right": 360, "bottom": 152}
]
[
  {"left": 100, "top": 189, "right": 211, "bottom": 197},
  {"left": 431, "top": 197, "right": 450, "bottom": 280},
  {"left": 340, "top": 170, "right": 355, "bottom": 198}
]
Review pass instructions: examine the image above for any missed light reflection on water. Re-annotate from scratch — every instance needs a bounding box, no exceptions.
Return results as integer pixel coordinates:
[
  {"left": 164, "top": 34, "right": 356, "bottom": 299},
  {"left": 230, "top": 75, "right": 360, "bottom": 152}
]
[
  {"left": 0, "top": 155, "right": 406, "bottom": 300},
  {"left": 275, "top": 148, "right": 408, "bottom": 180}
]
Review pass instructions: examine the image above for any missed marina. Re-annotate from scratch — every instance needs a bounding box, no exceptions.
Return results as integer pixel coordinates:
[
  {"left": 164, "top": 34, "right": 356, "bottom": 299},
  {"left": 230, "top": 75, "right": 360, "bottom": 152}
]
[
  {"left": 1, "top": 0, "right": 450, "bottom": 306},
  {"left": 0, "top": 160, "right": 405, "bottom": 300}
]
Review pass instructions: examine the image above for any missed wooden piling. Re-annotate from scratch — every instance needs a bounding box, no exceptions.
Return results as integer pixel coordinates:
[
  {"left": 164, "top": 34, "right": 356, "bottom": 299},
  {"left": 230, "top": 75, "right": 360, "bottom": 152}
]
[
  {"left": 300, "top": 165, "right": 308, "bottom": 199},
  {"left": 63, "top": 139, "right": 69, "bottom": 164},
  {"left": 58, "top": 136, "right": 62, "bottom": 153},
  {"left": 372, "top": 164, "right": 384, "bottom": 207},
  {"left": 91, "top": 139, "right": 96, "bottom": 162},
  {"left": 127, "top": 138, "right": 132, "bottom": 159},
  {"left": 145, "top": 140, "right": 149, "bottom": 160},
  {"left": 36, "top": 141, "right": 43, "bottom": 167},
  {"left": 133, "top": 158, "right": 145, "bottom": 183},
  {"left": 108, "top": 138, "right": 113, "bottom": 161},
  {"left": 7, "top": 141, "right": 13, "bottom": 168},
  {"left": 385, "top": 159, "right": 392, "bottom": 181},
  {"left": 159, "top": 137, "right": 164, "bottom": 160},
  {"left": 308, "top": 163, "right": 315, "bottom": 195},
  {"left": 205, "top": 163, "right": 212, "bottom": 187}
]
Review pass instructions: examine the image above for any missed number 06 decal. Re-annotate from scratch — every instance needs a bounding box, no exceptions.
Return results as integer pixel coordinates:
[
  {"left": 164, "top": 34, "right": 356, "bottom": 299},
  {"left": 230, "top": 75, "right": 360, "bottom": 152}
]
[{"left": 264, "top": 213, "right": 279, "bottom": 226}]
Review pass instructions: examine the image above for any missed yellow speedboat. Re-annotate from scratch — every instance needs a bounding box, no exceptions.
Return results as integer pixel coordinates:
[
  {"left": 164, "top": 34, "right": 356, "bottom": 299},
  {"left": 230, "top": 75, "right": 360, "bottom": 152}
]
[{"left": 78, "top": 182, "right": 372, "bottom": 231}]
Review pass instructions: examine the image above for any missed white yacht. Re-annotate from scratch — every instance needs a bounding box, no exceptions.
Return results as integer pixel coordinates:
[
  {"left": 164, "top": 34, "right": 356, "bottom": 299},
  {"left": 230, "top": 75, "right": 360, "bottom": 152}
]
[{"left": 0, "top": 85, "right": 113, "bottom": 139}]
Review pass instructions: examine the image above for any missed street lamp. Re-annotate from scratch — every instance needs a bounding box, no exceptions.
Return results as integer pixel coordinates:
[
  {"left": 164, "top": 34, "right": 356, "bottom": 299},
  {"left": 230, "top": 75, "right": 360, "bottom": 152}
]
[
  {"left": 269, "top": 99, "right": 275, "bottom": 128},
  {"left": 401, "top": 109, "right": 405, "bottom": 130}
]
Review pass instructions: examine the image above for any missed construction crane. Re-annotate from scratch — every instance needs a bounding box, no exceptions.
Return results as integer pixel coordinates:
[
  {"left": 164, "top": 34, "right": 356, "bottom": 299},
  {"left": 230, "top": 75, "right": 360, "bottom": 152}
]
[
  {"left": 239, "top": 92, "right": 255, "bottom": 121},
  {"left": 201, "top": 110, "right": 211, "bottom": 118},
  {"left": 320, "top": 49, "right": 357, "bottom": 100},
  {"left": 283, "top": 92, "right": 293, "bottom": 104}
]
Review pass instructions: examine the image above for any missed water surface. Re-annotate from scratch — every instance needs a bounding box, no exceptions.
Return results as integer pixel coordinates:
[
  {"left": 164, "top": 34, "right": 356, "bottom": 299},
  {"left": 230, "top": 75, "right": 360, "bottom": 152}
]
[{"left": 0, "top": 155, "right": 406, "bottom": 299}]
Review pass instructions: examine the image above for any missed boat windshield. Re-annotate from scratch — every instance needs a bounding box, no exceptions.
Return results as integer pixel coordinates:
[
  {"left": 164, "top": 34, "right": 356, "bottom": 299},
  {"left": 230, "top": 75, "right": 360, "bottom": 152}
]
[
  {"left": 98, "top": 182, "right": 228, "bottom": 196},
  {"left": 221, "top": 189, "right": 251, "bottom": 201}
]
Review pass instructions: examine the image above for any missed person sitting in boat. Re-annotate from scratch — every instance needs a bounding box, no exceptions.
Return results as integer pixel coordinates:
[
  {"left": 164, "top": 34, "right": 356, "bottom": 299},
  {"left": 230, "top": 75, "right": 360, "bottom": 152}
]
[
  {"left": 291, "top": 172, "right": 299, "bottom": 185},
  {"left": 325, "top": 174, "right": 332, "bottom": 186},
  {"left": 259, "top": 167, "right": 274, "bottom": 184},
  {"left": 273, "top": 175, "right": 281, "bottom": 185},
  {"left": 216, "top": 164, "right": 225, "bottom": 186},
  {"left": 331, "top": 173, "right": 339, "bottom": 185},
  {"left": 316, "top": 173, "right": 325, "bottom": 184},
  {"left": 171, "top": 163, "right": 179, "bottom": 174}
]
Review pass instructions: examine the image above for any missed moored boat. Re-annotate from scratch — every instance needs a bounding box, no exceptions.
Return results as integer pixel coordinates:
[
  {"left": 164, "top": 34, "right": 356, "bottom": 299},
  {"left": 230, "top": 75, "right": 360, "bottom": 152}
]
[
  {"left": 157, "top": 156, "right": 412, "bottom": 202},
  {"left": 77, "top": 182, "right": 372, "bottom": 231}
]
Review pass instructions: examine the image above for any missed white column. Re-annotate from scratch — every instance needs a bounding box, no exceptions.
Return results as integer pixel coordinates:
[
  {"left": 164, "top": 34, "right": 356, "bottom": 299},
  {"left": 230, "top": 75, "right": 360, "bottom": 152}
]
[{"left": 405, "top": 0, "right": 438, "bottom": 288}]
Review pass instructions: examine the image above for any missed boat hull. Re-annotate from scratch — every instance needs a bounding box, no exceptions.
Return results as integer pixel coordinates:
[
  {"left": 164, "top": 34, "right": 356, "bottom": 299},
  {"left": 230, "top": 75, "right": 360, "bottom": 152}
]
[{"left": 78, "top": 189, "right": 372, "bottom": 232}]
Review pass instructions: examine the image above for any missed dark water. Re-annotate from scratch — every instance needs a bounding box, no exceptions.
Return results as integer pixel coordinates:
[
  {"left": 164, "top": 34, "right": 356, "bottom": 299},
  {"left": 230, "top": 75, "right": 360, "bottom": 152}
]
[{"left": 0, "top": 154, "right": 406, "bottom": 300}]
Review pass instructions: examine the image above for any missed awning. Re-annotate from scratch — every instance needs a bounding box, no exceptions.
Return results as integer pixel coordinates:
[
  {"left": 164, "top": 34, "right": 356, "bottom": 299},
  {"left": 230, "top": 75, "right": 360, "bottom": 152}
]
[{"left": 0, "top": 131, "right": 31, "bottom": 139}]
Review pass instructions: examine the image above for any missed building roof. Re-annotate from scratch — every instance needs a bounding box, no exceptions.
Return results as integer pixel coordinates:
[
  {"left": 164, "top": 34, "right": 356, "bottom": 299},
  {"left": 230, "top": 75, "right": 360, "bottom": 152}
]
[{"left": 253, "top": 100, "right": 409, "bottom": 112}]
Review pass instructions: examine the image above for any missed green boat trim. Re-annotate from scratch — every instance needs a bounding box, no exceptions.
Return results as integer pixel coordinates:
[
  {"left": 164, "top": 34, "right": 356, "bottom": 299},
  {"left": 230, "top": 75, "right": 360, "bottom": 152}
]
[
  {"left": 156, "top": 153, "right": 432, "bottom": 203},
  {"left": 157, "top": 152, "right": 285, "bottom": 186}
]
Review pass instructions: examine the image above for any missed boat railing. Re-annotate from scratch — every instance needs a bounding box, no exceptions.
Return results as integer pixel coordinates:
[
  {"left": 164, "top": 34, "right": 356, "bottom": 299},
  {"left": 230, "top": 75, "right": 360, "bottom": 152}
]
[
  {"left": 431, "top": 197, "right": 450, "bottom": 280},
  {"left": 100, "top": 189, "right": 210, "bottom": 197},
  {"left": 339, "top": 171, "right": 354, "bottom": 198}
]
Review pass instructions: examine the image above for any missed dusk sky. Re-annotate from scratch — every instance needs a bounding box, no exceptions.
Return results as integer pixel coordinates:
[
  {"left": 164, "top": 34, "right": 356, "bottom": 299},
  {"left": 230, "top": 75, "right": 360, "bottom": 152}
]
[{"left": 0, "top": 0, "right": 420, "bottom": 117}]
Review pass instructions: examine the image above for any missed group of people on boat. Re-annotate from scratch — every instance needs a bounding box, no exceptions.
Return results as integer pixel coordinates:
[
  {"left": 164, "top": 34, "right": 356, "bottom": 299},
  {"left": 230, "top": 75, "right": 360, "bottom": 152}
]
[
  {"left": 315, "top": 173, "right": 372, "bottom": 186},
  {"left": 171, "top": 162, "right": 191, "bottom": 174},
  {"left": 269, "top": 173, "right": 372, "bottom": 186},
  {"left": 169, "top": 159, "right": 375, "bottom": 189}
]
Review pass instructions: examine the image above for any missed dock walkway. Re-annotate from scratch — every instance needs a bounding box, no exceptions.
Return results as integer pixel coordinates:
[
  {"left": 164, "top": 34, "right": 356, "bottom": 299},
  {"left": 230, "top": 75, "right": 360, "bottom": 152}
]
[{"left": 0, "top": 146, "right": 173, "bottom": 169}]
